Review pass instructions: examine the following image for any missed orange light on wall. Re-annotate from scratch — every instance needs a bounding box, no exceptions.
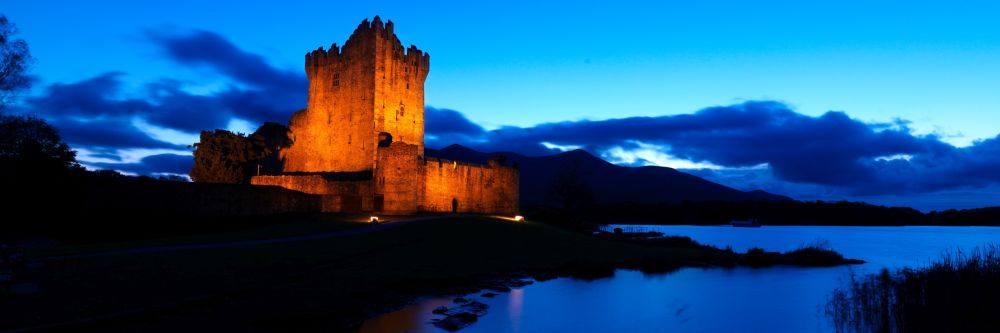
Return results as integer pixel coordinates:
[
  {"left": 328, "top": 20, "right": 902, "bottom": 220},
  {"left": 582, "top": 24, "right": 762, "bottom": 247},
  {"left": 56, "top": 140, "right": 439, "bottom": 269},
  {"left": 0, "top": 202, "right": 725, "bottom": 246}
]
[
  {"left": 370, "top": 216, "right": 379, "bottom": 223},
  {"left": 514, "top": 215, "right": 525, "bottom": 222}
]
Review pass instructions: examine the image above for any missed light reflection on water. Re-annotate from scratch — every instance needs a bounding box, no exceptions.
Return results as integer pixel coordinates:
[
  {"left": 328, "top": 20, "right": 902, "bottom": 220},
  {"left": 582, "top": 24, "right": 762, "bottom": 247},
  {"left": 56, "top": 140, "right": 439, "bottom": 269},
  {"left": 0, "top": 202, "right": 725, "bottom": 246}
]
[{"left": 356, "top": 226, "right": 1000, "bottom": 333}]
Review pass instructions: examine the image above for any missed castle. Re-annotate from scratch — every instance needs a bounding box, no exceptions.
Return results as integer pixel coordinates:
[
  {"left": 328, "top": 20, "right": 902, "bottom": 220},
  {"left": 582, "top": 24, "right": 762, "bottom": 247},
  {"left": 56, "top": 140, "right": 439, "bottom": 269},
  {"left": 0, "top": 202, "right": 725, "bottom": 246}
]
[{"left": 251, "top": 17, "right": 519, "bottom": 215}]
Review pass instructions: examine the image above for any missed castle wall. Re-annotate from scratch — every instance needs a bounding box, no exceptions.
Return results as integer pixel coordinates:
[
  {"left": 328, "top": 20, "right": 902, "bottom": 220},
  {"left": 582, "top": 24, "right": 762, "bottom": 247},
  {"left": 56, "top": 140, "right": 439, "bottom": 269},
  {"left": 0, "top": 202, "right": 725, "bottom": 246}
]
[
  {"left": 421, "top": 158, "right": 519, "bottom": 215},
  {"left": 251, "top": 175, "right": 374, "bottom": 212},
  {"left": 280, "top": 17, "right": 428, "bottom": 173},
  {"left": 248, "top": 17, "right": 516, "bottom": 216},
  {"left": 375, "top": 142, "right": 420, "bottom": 214}
]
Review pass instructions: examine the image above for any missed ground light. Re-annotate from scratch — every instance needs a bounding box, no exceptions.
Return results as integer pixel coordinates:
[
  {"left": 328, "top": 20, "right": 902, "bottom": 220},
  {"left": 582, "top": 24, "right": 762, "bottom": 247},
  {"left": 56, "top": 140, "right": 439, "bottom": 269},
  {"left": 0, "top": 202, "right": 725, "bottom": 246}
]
[
  {"left": 514, "top": 215, "right": 525, "bottom": 222},
  {"left": 370, "top": 216, "right": 379, "bottom": 224}
]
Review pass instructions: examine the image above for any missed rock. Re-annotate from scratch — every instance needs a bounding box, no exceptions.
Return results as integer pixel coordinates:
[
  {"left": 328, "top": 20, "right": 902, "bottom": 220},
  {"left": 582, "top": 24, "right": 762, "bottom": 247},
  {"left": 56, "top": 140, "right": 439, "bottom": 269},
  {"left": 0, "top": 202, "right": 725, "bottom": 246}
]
[
  {"left": 480, "top": 292, "right": 497, "bottom": 298},
  {"left": 508, "top": 279, "right": 533, "bottom": 287},
  {"left": 453, "top": 297, "right": 469, "bottom": 304},
  {"left": 484, "top": 284, "right": 510, "bottom": 292},
  {"left": 431, "top": 301, "right": 489, "bottom": 331},
  {"left": 432, "top": 306, "right": 449, "bottom": 314},
  {"left": 433, "top": 312, "right": 479, "bottom": 331},
  {"left": 464, "top": 301, "right": 488, "bottom": 316}
]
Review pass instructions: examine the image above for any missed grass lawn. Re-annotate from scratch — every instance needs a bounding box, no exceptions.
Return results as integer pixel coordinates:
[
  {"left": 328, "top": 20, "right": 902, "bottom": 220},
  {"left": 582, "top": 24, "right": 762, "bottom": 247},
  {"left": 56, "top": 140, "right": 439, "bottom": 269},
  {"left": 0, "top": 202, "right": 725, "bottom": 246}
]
[{"left": 2, "top": 215, "right": 761, "bottom": 332}]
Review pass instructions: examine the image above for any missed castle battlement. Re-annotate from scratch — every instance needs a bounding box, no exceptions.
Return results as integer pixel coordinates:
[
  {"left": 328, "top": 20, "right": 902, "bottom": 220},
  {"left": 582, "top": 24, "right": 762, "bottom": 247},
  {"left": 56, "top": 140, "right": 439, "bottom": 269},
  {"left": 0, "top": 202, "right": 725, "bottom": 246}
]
[
  {"left": 256, "top": 17, "right": 518, "bottom": 216},
  {"left": 305, "top": 16, "right": 429, "bottom": 78}
]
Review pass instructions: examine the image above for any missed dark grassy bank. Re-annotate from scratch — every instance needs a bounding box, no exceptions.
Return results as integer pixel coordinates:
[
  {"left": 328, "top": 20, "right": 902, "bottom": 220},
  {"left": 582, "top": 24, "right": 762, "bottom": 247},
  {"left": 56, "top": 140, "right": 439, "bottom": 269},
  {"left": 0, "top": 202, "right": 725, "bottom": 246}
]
[
  {"left": 2, "top": 170, "right": 327, "bottom": 243},
  {"left": 2, "top": 215, "right": 860, "bottom": 332},
  {"left": 826, "top": 245, "right": 1000, "bottom": 333}
]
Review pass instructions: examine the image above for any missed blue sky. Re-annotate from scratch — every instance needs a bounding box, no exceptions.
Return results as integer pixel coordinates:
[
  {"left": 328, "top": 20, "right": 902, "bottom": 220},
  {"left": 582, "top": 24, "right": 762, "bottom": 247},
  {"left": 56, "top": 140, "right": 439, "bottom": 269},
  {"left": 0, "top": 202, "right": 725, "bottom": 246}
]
[{"left": 5, "top": 1, "right": 1000, "bottom": 210}]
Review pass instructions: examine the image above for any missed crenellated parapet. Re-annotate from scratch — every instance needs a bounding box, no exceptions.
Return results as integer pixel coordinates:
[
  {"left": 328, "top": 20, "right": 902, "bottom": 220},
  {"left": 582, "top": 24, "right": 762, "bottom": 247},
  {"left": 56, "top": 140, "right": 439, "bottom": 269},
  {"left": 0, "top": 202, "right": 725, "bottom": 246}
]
[{"left": 304, "top": 16, "right": 429, "bottom": 80}]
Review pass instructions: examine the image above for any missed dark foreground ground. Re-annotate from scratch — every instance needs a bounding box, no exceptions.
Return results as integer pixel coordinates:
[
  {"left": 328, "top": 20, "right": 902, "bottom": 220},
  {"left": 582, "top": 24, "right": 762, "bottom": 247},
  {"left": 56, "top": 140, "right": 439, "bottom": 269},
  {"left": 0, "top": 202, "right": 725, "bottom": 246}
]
[{"left": 1, "top": 215, "right": 859, "bottom": 332}]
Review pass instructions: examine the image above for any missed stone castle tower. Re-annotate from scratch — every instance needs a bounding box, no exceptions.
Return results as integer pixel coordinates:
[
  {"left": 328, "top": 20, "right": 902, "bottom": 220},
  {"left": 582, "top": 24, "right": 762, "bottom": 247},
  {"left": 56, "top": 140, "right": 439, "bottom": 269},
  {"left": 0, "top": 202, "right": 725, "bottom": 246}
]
[
  {"left": 252, "top": 17, "right": 518, "bottom": 215},
  {"left": 281, "top": 16, "right": 430, "bottom": 172}
]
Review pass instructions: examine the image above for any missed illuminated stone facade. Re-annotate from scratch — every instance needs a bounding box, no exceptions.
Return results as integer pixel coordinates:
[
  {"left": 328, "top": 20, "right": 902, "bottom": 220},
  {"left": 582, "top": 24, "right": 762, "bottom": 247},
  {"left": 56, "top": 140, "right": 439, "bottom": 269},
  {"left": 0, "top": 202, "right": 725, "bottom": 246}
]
[{"left": 252, "top": 17, "right": 519, "bottom": 215}]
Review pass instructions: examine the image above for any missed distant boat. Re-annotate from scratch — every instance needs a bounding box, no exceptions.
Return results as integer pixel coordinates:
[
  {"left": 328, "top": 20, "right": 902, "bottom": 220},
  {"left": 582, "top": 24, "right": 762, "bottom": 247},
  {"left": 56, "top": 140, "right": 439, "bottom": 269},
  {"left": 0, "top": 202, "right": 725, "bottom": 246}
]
[{"left": 731, "top": 219, "right": 761, "bottom": 228}]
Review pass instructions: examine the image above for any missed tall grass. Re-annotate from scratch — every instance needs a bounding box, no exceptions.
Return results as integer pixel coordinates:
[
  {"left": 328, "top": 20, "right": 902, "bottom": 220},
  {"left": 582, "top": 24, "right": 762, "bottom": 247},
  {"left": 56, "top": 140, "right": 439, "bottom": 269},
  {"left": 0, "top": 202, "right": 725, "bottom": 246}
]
[{"left": 826, "top": 244, "right": 1000, "bottom": 333}]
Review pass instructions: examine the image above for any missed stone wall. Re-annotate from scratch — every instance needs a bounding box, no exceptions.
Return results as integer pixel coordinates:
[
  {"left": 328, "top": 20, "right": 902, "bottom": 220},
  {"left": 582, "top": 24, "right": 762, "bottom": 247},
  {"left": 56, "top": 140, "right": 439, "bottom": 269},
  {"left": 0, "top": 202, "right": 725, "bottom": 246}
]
[
  {"left": 375, "top": 142, "right": 420, "bottom": 214},
  {"left": 421, "top": 157, "right": 519, "bottom": 215},
  {"left": 251, "top": 174, "right": 374, "bottom": 212}
]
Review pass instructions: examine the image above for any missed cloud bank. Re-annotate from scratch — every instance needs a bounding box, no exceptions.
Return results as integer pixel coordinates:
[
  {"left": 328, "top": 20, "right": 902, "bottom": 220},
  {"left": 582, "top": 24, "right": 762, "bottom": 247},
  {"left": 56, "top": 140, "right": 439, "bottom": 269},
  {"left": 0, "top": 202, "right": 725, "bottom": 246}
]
[
  {"left": 20, "top": 29, "right": 306, "bottom": 175},
  {"left": 424, "top": 102, "right": 1000, "bottom": 198},
  {"left": 17, "top": 28, "right": 1000, "bottom": 208}
]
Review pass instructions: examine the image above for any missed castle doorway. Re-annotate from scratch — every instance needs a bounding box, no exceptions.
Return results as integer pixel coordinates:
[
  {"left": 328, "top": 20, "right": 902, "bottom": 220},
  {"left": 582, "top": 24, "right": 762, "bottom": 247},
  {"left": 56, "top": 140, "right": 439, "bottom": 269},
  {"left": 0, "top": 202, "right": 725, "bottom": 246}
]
[
  {"left": 343, "top": 194, "right": 362, "bottom": 213},
  {"left": 451, "top": 198, "right": 458, "bottom": 213},
  {"left": 374, "top": 194, "right": 384, "bottom": 212}
]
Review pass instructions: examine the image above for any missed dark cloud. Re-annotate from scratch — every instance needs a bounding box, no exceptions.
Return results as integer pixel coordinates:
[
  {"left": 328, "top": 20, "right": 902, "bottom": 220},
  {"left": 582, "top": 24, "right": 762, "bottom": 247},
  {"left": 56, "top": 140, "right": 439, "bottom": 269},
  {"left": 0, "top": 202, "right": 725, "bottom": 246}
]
[
  {"left": 50, "top": 117, "right": 184, "bottom": 150},
  {"left": 28, "top": 72, "right": 150, "bottom": 117},
  {"left": 146, "top": 30, "right": 305, "bottom": 90},
  {"left": 426, "top": 107, "right": 486, "bottom": 136},
  {"left": 90, "top": 153, "right": 193, "bottom": 175},
  {"left": 429, "top": 101, "right": 1000, "bottom": 196},
  {"left": 145, "top": 29, "right": 307, "bottom": 125},
  {"left": 20, "top": 27, "right": 307, "bottom": 171},
  {"left": 424, "top": 107, "right": 487, "bottom": 148},
  {"left": 140, "top": 78, "right": 232, "bottom": 131}
]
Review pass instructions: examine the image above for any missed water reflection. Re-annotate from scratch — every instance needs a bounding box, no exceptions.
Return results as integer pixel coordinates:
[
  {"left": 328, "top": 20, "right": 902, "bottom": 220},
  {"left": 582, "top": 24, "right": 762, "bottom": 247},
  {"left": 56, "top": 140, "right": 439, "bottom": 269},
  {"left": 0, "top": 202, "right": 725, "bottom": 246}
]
[
  {"left": 507, "top": 288, "right": 523, "bottom": 332},
  {"left": 358, "top": 226, "right": 1000, "bottom": 333},
  {"left": 355, "top": 298, "right": 451, "bottom": 333}
]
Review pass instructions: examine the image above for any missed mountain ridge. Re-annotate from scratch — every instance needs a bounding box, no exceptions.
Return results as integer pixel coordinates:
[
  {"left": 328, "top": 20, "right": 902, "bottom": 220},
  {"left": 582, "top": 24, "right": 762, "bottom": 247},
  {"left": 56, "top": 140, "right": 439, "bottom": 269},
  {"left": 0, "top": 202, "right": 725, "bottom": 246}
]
[{"left": 426, "top": 144, "right": 791, "bottom": 206}]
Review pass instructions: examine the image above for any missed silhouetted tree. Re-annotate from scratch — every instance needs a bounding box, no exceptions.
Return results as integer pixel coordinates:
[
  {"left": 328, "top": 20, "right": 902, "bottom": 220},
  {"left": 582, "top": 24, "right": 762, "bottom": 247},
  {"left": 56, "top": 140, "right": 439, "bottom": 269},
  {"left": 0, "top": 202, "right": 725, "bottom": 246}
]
[
  {"left": 0, "top": 15, "right": 33, "bottom": 112},
  {"left": 189, "top": 129, "right": 266, "bottom": 184},
  {"left": 252, "top": 121, "right": 291, "bottom": 174},
  {"left": 0, "top": 115, "right": 79, "bottom": 180},
  {"left": 550, "top": 159, "right": 594, "bottom": 226},
  {"left": 0, "top": 115, "right": 81, "bottom": 220}
]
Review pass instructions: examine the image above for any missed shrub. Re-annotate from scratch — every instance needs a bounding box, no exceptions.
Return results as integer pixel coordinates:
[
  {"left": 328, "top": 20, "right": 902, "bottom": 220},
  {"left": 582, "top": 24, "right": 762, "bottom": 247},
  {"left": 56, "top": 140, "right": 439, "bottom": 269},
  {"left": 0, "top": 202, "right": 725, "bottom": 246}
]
[{"left": 827, "top": 244, "right": 1000, "bottom": 332}]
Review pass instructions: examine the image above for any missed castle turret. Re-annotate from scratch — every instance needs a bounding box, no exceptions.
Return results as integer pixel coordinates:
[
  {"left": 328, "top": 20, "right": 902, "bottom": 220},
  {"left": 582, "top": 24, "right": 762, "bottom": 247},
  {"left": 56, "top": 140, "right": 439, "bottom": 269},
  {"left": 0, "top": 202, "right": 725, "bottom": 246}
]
[{"left": 282, "top": 16, "right": 430, "bottom": 173}]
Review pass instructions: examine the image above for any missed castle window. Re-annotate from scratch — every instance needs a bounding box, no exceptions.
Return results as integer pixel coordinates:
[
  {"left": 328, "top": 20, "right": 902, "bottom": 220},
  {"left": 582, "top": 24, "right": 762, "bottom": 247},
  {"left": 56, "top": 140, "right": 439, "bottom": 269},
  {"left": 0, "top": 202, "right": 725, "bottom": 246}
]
[
  {"left": 399, "top": 103, "right": 405, "bottom": 117},
  {"left": 333, "top": 73, "right": 340, "bottom": 86},
  {"left": 406, "top": 82, "right": 409, "bottom": 90}
]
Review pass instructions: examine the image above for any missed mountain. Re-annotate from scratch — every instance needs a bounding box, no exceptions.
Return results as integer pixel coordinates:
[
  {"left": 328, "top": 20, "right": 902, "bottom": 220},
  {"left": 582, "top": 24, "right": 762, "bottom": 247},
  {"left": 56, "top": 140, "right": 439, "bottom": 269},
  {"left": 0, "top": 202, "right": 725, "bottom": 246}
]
[{"left": 426, "top": 144, "right": 791, "bottom": 206}]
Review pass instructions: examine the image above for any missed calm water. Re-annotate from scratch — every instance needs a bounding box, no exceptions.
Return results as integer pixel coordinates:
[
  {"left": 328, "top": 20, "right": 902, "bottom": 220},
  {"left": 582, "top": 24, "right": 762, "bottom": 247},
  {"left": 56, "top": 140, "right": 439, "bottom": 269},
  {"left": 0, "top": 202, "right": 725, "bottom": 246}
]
[{"left": 357, "top": 226, "right": 1000, "bottom": 333}]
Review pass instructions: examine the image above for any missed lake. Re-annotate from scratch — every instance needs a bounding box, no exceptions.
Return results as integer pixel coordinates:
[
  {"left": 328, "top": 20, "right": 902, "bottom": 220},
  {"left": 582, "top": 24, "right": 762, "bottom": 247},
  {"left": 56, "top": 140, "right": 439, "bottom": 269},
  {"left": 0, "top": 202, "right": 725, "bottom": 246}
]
[{"left": 357, "top": 225, "right": 1000, "bottom": 333}]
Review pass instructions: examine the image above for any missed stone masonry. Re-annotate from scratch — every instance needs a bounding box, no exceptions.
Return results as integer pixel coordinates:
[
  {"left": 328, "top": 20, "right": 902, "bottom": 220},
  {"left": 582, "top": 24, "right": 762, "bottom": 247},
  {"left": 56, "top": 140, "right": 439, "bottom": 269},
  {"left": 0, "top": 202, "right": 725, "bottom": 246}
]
[{"left": 251, "top": 17, "right": 519, "bottom": 215}]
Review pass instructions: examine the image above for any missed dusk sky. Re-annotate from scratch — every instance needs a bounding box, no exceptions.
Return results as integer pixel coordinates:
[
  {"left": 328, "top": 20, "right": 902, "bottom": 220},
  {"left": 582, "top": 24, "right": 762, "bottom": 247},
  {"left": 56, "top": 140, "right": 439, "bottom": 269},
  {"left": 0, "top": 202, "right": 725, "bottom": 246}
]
[{"left": 6, "top": 1, "right": 1000, "bottom": 210}]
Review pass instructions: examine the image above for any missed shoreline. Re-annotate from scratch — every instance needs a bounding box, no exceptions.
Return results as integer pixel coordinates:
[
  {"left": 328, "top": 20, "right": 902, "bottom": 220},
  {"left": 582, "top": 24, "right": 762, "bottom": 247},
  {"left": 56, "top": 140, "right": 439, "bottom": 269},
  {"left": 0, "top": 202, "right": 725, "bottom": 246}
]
[{"left": 1, "top": 215, "right": 862, "bottom": 332}]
